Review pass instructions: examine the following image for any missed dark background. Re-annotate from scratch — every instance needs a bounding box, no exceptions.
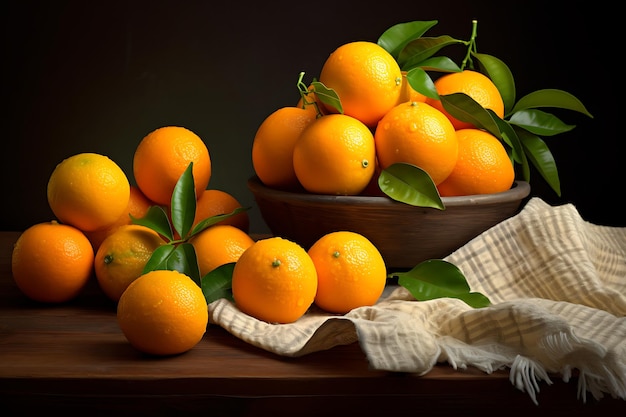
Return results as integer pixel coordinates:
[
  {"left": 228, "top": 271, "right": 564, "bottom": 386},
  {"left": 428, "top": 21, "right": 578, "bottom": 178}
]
[{"left": 3, "top": 1, "right": 622, "bottom": 234}]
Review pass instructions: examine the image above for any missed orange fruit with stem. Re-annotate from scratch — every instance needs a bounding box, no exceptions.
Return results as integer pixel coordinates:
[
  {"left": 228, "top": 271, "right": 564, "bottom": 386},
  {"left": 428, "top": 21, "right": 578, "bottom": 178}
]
[
  {"left": 133, "top": 126, "right": 212, "bottom": 205},
  {"left": 374, "top": 101, "right": 458, "bottom": 185},
  {"left": 437, "top": 128, "right": 515, "bottom": 196},
  {"left": 11, "top": 221, "right": 94, "bottom": 303},
  {"left": 308, "top": 231, "right": 386, "bottom": 314},
  {"left": 319, "top": 41, "right": 403, "bottom": 128},
  {"left": 231, "top": 237, "right": 318, "bottom": 324},
  {"left": 94, "top": 224, "right": 166, "bottom": 302},
  {"left": 293, "top": 114, "right": 376, "bottom": 195},
  {"left": 117, "top": 269, "right": 208, "bottom": 356}
]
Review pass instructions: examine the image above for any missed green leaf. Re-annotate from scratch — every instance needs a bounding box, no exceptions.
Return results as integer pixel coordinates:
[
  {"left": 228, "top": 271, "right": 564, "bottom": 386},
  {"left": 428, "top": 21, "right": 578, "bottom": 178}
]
[
  {"left": 378, "top": 163, "right": 444, "bottom": 210},
  {"left": 377, "top": 20, "right": 439, "bottom": 59},
  {"left": 405, "top": 68, "right": 439, "bottom": 100},
  {"left": 515, "top": 127, "right": 561, "bottom": 196},
  {"left": 143, "top": 244, "right": 176, "bottom": 273},
  {"left": 472, "top": 52, "right": 516, "bottom": 114},
  {"left": 311, "top": 81, "right": 342, "bottom": 114},
  {"left": 488, "top": 109, "right": 525, "bottom": 164},
  {"left": 398, "top": 35, "right": 466, "bottom": 70},
  {"left": 392, "top": 259, "right": 491, "bottom": 308},
  {"left": 143, "top": 243, "right": 201, "bottom": 286},
  {"left": 189, "top": 207, "right": 250, "bottom": 238},
  {"left": 171, "top": 162, "right": 197, "bottom": 240},
  {"left": 131, "top": 205, "right": 173, "bottom": 241},
  {"left": 201, "top": 262, "right": 235, "bottom": 304},
  {"left": 509, "top": 89, "right": 593, "bottom": 118},
  {"left": 413, "top": 56, "right": 462, "bottom": 73},
  {"left": 440, "top": 93, "right": 500, "bottom": 134},
  {"left": 508, "top": 109, "right": 576, "bottom": 136}
]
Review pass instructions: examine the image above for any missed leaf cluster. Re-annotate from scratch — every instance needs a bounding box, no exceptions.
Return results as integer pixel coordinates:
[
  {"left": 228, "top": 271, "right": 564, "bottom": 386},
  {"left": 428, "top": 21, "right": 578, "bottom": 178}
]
[
  {"left": 303, "top": 20, "right": 593, "bottom": 209},
  {"left": 131, "top": 163, "right": 247, "bottom": 304},
  {"left": 377, "top": 19, "right": 593, "bottom": 198}
]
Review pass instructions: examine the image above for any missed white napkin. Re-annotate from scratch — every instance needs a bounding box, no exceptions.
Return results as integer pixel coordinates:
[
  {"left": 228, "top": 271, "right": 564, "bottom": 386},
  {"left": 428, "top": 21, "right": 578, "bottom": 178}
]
[{"left": 208, "top": 197, "right": 626, "bottom": 405}]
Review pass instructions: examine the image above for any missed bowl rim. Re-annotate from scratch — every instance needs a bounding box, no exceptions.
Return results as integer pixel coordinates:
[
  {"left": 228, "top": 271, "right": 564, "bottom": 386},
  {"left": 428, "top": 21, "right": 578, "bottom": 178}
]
[{"left": 247, "top": 176, "right": 530, "bottom": 207}]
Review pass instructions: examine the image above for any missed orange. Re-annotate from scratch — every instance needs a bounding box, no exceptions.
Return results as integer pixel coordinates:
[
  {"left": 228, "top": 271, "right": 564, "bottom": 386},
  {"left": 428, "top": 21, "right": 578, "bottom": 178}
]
[
  {"left": 425, "top": 70, "right": 505, "bottom": 130},
  {"left": 374, "top": 101, "right": 458, "bottom": 185},
  {"left": 85, "top": 185, "right": 155, "bottom": 251},
  {"left": 398, "top": 71, "right": 428, "bottom": 104},
  {"left": 437, "top": 128, "right": 515, "bottom": 196},
  {"left": 319, "top": 41, "right": 403, "bottom": 127},
  {"left": 117, "top": 269, "right": 208, "bottom": 356},
  {"left": 11, "top": 221, "right": 94, "bottom": 303},
  {"left": 231, "top": 237, "right": 318, "bottom": 324},
  {"left": 293, "top": 114, "right": 376, "bottom": 195},
  {"left": 252, "top": 106, "right": 317, "bottom": 190},
  {"left": 308, "top": 231, "right": 386, "bottom": 314},
  {"left": 133, "top": 126, "right": 212, "bottom": 205},
  {"left": 47, "top": 152, "right": 131, "bottom": 232},
  {"left": 94, "top": 224, "right": 166, "bottom": 302},
  {"left": 193, "top": 189, "right": 249, "bottom": 233},
  {"left": 190, "top": 224, "right": 255, "bottom": 277}
]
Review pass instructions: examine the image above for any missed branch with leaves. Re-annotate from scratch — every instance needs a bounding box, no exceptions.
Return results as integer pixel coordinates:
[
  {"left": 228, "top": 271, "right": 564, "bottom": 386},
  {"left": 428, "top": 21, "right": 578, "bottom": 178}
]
[{"left": 306, "top": 19, "right": 593, "bottom": 205}]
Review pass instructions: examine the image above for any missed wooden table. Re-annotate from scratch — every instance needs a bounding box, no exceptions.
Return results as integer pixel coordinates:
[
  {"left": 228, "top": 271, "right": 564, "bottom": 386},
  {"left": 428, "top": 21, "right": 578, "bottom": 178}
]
[{"left": 0, "top": 231, "right": 623, "bottom": 415}]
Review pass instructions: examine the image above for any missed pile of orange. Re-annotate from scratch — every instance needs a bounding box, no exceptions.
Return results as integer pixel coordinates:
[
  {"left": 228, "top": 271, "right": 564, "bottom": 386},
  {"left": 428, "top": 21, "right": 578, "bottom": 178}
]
[
  {"left": 11, "top": 125, "right": 252, "bottom": 356},
  {"left": 252, "top": 40, "right": 515, "bottom": 198}
]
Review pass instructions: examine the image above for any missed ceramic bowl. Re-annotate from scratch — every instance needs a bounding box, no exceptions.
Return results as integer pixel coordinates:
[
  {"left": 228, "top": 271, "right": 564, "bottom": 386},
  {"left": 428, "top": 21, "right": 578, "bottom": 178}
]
[{"left": 248, "top": 176, "right": 531, "bottom": 270}]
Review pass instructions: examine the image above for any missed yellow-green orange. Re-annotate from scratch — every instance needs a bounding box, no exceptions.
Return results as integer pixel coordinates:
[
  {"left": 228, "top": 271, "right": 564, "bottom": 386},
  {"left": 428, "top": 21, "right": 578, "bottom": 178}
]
[
  {"left": 47, "top": 152, "right": 130, "bottom": 232},
  {"left": 94, "top": 224, "right": 166, "bottom": 302}
]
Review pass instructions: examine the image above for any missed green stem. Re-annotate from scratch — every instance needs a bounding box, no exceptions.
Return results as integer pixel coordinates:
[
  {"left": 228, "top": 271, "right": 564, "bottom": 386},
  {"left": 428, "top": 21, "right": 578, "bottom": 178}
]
[
  {"left": 296, "top": 72, "right": 323, "bottom": 118},
  {"left": 461, "top": 20, "right": 479, "bottom": 70}
]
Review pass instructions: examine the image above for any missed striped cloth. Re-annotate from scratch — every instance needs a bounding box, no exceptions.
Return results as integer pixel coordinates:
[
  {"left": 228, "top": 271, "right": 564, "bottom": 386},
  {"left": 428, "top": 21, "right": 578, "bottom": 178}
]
[{"left": 208, "top": 198, "right": 626, "bottom": 404}]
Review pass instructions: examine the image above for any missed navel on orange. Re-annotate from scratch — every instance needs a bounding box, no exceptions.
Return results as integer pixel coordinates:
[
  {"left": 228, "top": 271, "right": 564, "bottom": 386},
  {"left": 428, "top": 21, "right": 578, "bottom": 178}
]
[
  {"left": 374, "top": 101, "right": 458, "bottom": 185},
  {"left": 293, "top": 114, "right": 376, "bottom": 195},
  {"left": 319, "top": 41, "right": 403, "bottom": 128},
  {"left": 231, "top": 237, "right": 318, "bottom": 324}
]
